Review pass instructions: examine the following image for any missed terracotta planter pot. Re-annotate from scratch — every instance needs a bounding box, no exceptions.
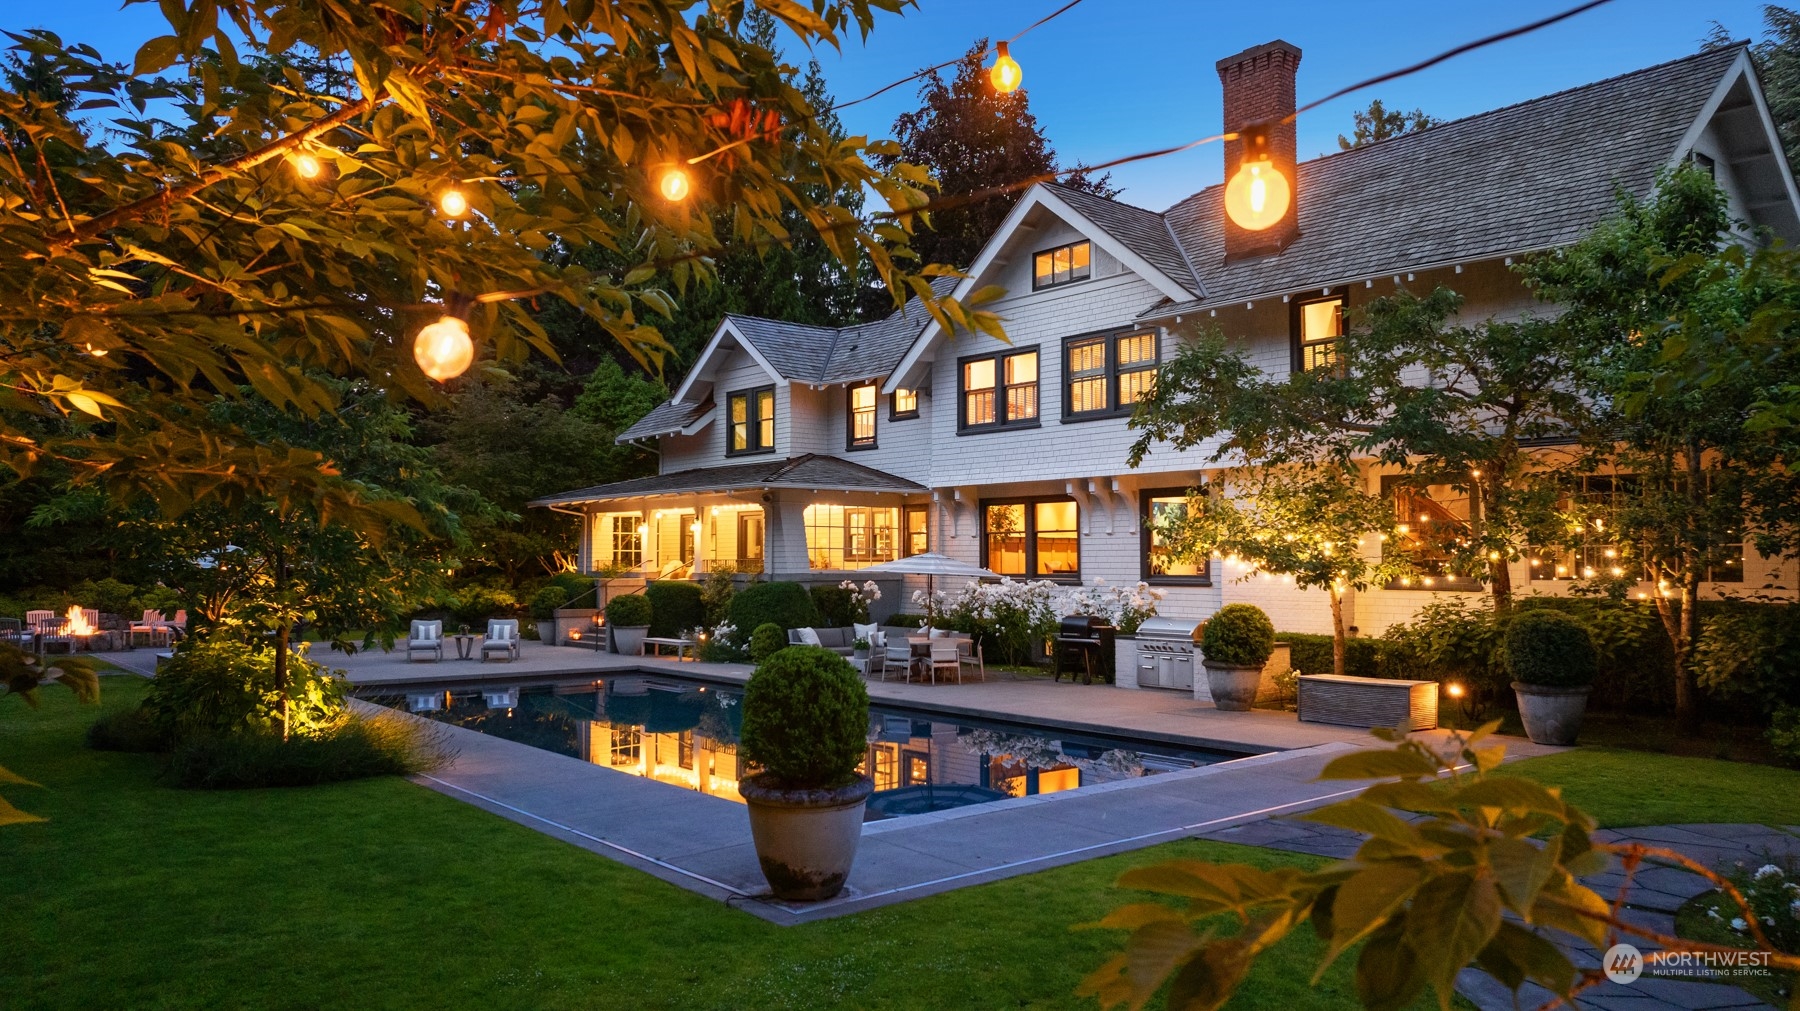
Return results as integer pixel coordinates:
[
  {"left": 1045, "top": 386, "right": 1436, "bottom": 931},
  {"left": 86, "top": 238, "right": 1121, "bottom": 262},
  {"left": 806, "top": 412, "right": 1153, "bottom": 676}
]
[
  {"left": 611, "top": 625, "right": 649, "bottom": 656},
  {"left": 740, "top": 774, "right": 874, "bottom": 901},
  {"left": 1512, "top": 682, "right": 1590, "bottom": 746},
  {"left": 1203, "top": 661, "right": 1264, "bottom": 712}
]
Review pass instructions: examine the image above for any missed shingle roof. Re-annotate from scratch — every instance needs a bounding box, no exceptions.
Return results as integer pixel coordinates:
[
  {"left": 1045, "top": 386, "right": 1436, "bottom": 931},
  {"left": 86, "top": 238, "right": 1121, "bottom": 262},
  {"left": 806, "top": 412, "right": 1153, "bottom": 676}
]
[
  {"left": 616, "top": 397, "right": 713, "bottom": 443},
  {"left": 528, "top": 454, "right": 925, "bottom": 507},
  {"left": 1153, "top": 45, "right": 1742, "bottom": 313},
  {"left": 1042, "top": 182, "right": 1200, "bottom": 296},
  {"left": 722, "top": 276, "right": 956, "bottom": 385}
]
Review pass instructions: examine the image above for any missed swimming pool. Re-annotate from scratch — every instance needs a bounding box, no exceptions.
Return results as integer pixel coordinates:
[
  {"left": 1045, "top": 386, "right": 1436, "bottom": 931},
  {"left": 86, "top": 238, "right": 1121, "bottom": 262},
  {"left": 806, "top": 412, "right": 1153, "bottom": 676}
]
[{"left": 364, "top": 674, "right": 1250, "bottom": 821}]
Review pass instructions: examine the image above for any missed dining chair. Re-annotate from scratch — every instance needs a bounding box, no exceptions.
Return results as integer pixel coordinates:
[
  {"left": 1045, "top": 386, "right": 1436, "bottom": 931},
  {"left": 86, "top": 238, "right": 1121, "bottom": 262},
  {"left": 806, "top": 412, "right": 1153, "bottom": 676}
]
[
  {"left": 928, "top": 641, "right": 961, "bottom": 685},
  {"left": 878, "top": 644, "right": 912, "bottom": 682}
]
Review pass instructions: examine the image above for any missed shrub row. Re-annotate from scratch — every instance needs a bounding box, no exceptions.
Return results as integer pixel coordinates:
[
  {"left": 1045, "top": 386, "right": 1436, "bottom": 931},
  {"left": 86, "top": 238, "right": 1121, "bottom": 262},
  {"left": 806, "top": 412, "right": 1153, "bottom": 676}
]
[
  {"left": 166, "top": 715, "right": 453, "bottom": 789},
  {"left": 727, "top": 582, "right": 822, "bottom": 643}
]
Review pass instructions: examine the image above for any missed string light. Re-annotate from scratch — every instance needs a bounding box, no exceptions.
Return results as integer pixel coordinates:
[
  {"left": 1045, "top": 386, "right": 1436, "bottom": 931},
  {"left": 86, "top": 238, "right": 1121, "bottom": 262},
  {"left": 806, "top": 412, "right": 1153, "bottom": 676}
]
[
  {"left": 291, "top": 153, "right": 324, "bottom": 179},
  {"left": 415, "top": 312, "right": 474, "bottom": 381},
  {"left": 989, "top": 41, "right": 1022, "bottom": 93},
  {"left": 1222, "top": 125, "right": 1290, "bottom": 231},
  {"left": 656, "top": 165, "right": 692, "bottom": 202},
  {"left": 438, "top": 188, "right": 470, "bottom": 217}
]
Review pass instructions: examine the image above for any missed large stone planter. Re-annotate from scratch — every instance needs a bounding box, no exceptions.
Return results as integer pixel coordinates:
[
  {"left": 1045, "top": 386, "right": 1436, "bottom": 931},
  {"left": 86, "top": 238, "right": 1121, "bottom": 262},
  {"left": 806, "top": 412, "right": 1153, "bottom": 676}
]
[
  {"left": 1204, "top": 661, "right": 1264, "bottom": 712},
  {"left": 611, "top": 625, "right": 649, "bottom": 656},
  {"left": 740, "top": 774, "right": 873, "bottom": 901},
  {"left": 534, "top": 620, "right": 555, "bottom": 643},
  {"left": 1512, "top": 683, "right": 1590, "bottom": 746}
]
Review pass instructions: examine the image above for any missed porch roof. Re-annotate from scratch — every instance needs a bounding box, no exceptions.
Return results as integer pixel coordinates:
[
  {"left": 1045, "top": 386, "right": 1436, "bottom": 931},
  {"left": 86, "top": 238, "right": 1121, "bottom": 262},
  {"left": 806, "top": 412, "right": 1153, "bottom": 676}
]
[{"left": 528, "top": 454, "right": 926, "bottom": 508}]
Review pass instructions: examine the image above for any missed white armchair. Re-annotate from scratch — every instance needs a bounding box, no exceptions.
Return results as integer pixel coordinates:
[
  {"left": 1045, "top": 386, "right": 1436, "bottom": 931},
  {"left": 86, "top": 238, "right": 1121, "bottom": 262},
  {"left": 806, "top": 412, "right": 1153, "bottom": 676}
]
[
  {"left": 481, "top": 619, "right": 520, "bottom": 662},
  {"left": 406, "top": 620, "right": 444, "bottom": 662}
]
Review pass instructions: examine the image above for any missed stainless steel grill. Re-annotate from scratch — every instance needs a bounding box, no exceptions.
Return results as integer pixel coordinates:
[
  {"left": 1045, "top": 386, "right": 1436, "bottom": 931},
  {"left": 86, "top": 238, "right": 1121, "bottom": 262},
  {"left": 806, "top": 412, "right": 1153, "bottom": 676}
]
[{"left": 1132, "top": 616, "right": 1203, "bottom": 691}]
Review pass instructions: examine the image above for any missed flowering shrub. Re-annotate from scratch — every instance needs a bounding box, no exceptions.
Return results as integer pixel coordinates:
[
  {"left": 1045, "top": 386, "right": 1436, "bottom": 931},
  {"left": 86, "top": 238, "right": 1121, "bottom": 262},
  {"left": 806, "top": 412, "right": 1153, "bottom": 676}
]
[
  {"left": 912, "top": 578, "right": 1163, "bottom": 665},
  {"left": 841, "top": 579, "right": 881, "bottom": 620},
  {"left": 1686, "top": 856, "right": 1799, "bottom": 1003}
]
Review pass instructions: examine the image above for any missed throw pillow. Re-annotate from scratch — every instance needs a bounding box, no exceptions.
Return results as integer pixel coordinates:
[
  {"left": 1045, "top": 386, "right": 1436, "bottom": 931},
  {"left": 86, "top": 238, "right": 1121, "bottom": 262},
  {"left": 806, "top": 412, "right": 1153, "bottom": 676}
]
[
  {"left": 797, "top": 626, "right": 822, "bottom": 646},
  {"left": 853, "top": 622, "right": 880, "bottom": 648}
]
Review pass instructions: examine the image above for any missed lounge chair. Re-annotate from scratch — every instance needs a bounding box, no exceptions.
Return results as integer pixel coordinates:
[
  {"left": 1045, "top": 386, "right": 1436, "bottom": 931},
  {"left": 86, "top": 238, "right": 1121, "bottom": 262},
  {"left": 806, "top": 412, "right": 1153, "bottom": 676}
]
[
  {"left": 406, "top": 620, "right": 444, "bottom": 662},
  {"left": 481, "top": 619, "right": 520, "bottom": 662}
]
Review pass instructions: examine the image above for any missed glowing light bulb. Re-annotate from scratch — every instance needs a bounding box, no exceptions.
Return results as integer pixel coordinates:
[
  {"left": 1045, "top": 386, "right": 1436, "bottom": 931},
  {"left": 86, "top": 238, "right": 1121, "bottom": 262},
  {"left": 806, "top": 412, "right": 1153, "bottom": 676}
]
[
  {"left": 414, "top": 315, "right": 474, "bottom": 381},
  {"left": 989, "top": 41, "right": 1022, "bottom": 94},
  {"left": 657, "top": 165, "right": 692, "bottom": 202},
  {"left": 292, "top": 153, "right": 323, "bottom": 179},
  {"left": 1445, "top": 683, "right": 1465, "bottom": 698},
  {"left": 438, "top": 188, "right": 469, "bottom": 217},
  {"left": 1488, "top": 551, "right": 1501, "bottom": 562},
  {"left": 1223, "top": 154, "right": 1291, "bottom": 231}
]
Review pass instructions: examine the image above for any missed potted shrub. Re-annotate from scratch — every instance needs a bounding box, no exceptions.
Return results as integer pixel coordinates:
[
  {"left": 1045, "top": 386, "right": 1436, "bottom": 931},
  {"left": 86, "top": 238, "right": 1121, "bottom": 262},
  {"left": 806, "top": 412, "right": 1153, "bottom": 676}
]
[
  {"left": 1506, "top": 609, "right": 1596, "bottom": 746},
  {"left": 1199, "top": 603, "right": 1276, "bottom": 711},
  {"left": 605, "top": 594, "right": 653, "bottom": 656},
  {"left": 738, "top": 645, "right": 873, "bottom": 901},
  {"left": 529, "top": 585, "right": 568, "bottom": 643},
  {"left": 852, "top": 637, "right": 871, "bottom": 662}
]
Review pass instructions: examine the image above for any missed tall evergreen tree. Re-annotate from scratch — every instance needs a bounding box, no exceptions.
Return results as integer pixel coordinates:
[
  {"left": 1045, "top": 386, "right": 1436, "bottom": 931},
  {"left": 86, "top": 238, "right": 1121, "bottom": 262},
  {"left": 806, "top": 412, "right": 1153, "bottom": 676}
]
[{"left": 886, "top": 39, "right": 1119, "bottom": 273}]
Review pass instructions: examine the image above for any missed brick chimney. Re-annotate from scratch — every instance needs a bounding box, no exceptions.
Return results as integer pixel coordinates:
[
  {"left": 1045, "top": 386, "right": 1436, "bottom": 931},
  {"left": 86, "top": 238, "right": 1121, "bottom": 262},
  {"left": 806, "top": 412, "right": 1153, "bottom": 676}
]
[{"left": 1217, "top": 40, "right": 1301, "bottom": 259}]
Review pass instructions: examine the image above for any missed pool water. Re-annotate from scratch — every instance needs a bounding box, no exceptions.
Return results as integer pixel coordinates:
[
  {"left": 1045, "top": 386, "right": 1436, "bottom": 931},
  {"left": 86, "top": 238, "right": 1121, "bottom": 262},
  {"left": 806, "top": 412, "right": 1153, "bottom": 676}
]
[{"left": 366, "top": 675, "right": 1245, "bottom": 821}]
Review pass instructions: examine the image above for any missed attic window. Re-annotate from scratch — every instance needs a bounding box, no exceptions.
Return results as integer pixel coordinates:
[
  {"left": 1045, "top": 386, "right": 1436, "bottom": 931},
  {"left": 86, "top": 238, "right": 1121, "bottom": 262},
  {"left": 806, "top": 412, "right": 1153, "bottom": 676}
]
[
  {"left": 1689, "top": 150, "right": 1717, "bottom": 180},
  {"left": 1033, "top": 240, "right": 1092, "bottom": 290},
  {"left": 891, "top": 387, "right": 919, "bottom": 419},
  {"left": 727, "top": 386, "right": 775, "bottom": 455}
]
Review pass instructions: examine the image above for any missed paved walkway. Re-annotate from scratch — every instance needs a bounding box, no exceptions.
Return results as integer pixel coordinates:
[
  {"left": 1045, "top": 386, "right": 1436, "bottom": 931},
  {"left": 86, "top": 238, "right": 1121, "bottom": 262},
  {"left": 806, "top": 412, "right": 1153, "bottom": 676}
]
[{"left": 1205, "top": 818, "right": 1800, "bottom": 1010}]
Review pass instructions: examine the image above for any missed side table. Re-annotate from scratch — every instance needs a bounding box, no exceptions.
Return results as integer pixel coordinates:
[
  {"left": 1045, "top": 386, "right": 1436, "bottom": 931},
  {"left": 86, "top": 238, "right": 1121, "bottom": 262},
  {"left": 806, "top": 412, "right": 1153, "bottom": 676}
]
[{"left": 451, "top": 633, "right": 478, "bottom": 660}]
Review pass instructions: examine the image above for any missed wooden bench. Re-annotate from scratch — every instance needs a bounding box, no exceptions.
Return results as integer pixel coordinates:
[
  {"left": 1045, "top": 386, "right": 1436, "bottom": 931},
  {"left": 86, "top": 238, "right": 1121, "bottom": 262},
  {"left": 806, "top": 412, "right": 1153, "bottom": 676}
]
[
  {"left": 640, "top": 636, "right": 694, "bottom": 661},
  {"left": 1297, "top": 674, "right": 1439, "bottom": 731}
]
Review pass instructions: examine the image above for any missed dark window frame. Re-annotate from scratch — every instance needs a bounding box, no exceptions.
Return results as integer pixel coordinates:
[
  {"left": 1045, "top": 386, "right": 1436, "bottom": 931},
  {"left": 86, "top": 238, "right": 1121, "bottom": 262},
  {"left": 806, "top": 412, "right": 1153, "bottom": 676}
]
[
  {"left": 903, "top": 504, "right": 929, "bottom": 557},
  {"left": 846, "top": 381, "right": 878, "bottom": 451},
  {"left": 957, "top": 347, "right": 1042, "bottom": 434},
  {"left": 1378, "top": 474, "right": 1485, "bottom": 591},
  {"left": 1031, "top": 239, "right": 1093, "bottom": 291},
  {"left": 725, "top": 384, "right": 777, "bottom": 457},
  {"left": 1062, "top": 327, "right": 1162, "bottom": 422},
  {"left": 1139, "top": 488, "right": 1212, "bottom": 586},
  {"left": 1290, "top": 288, "right": 1349, "bottom": 375},
  {"left": 979, "top": 495, "right": 1081, "bottom": 581},
  {"left": 890, "top": 386, "right": 921, "bottom": 421}
]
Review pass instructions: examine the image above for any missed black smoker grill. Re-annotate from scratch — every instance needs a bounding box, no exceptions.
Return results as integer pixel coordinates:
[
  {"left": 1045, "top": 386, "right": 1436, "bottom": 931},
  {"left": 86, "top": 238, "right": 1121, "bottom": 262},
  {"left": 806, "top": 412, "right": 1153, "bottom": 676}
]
[{"left": 1053, "top": 615, "right": 1116, "bottom": 684}]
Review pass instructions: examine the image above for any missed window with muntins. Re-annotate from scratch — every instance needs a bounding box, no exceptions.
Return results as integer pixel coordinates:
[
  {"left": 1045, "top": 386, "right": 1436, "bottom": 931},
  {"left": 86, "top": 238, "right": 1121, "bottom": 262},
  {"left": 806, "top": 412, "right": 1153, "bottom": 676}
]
[
  {"left": 803, "top": 504, "right": 899, "bottom": 569},
  {"left": 1293, "top": 293, "right": 1345, "bottom": 374},
  {"left": 983, "top": 499, "right": 1080, "bottom": 578},
  {"left": 904, "top": 505, "right": 929, "bottom": 556},
  {"left": 607, "top": 513, "right": 644, "bottom": 569},
  {"left": 891, "top": 387, "right": 919, "bottom": 419},
  {"left": 1033, "top": 240, "right": 1092, "bottom": 290},
  {"left": 1381, "top": 476, "right": 1483, "bottom": 590},
  {"left": 1065, "top": 329, "right": 1159, "bottom": 419},
  {"left": 960, "top": 349, "right": 1039, "bottom": 431},
  {"left": 847, "top": 382, "right": 877, "bottom": 449},
  {"left": 727, "top": 386, "right": 776, "bottom": 455},
  {"left": 1140, "top": 490, "right": 1209, "bottom": 584}
]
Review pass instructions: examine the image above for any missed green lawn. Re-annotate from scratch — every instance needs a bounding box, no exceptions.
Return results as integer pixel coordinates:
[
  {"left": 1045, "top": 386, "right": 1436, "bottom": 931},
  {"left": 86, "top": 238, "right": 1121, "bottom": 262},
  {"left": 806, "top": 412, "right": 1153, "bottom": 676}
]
[
  {"left": 1501, "top": 747, "right": 1800, "bottom": 828},
  {"left": 4, "top": 677, "right": 1439, "bottom": 1011}
]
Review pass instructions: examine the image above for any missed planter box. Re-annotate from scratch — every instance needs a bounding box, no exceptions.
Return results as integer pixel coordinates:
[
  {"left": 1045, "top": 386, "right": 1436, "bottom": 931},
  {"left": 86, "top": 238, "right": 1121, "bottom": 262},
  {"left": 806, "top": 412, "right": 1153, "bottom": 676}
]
[
  {"left": 1191, "top": 643, "right": 1290, "bottom": 703},
  {"left": 1297, "top": 674, "right": 1439, "bottom": 731}
]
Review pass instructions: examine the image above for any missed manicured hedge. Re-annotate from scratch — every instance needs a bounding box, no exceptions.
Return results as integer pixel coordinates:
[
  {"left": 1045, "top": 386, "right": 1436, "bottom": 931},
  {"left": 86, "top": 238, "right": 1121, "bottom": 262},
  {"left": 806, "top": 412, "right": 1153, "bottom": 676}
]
[
  {"left": 727, "top": 581, "right": 822, "bottom": 641},
  {"left": 646, "top": 580, "right": 706, "bottom": 638},
  {"left": 809, "top": 584, "right": 860, "bottom": 627},
  {"left": 1281, "top": 633, "right": 1384, "bottom": 679}
]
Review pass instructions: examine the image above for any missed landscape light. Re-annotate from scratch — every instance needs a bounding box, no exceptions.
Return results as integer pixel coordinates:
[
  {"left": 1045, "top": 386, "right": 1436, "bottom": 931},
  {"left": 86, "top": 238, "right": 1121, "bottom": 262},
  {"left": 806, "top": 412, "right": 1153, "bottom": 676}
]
[
  {"left": 415, "top": 315, "right": 474, "bottom": 382},
  {"left": 657, "top": 165, "right": 692, "bottom": 202},
  {"left": 438, "top": 188, "right": 470, "bottom": 217},
  {"left": 1222, "top": 125, "right": 1291, "bottom": 231},
  {"left": 990, "top": 41, "right": 1022, "bottom": 94},
  {"left": 1445, "top": 682, "right": 1465, "bottom": 698}
]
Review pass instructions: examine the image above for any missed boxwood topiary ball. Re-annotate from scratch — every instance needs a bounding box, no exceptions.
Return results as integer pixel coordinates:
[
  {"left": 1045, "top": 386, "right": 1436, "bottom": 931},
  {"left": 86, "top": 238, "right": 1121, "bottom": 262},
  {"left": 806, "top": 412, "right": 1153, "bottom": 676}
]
[
  {"left": 1200, "top": 603, "right": 1276, "bottom": 667},
  {"left": 1504, "top": 609, "right": 1597, "bottom": 688},
  {"left": 739, "top": 645, "right": 869, "bottom": 790}
]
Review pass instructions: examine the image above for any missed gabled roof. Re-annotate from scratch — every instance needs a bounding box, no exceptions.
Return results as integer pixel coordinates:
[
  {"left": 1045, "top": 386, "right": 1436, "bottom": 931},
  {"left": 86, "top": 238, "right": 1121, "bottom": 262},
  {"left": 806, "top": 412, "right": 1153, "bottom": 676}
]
[
  {"left": 616, "top": 397, "right": 713, "bottom": 444},
  {"left": 1043, "top": 182, "right": 1200, "bottom": 295},
  {"left": 528, "top": 454, "right": 924, "bottom": 508},
  {"left": 1155, "top": 45, "right": 1759, "bottom": 313}
]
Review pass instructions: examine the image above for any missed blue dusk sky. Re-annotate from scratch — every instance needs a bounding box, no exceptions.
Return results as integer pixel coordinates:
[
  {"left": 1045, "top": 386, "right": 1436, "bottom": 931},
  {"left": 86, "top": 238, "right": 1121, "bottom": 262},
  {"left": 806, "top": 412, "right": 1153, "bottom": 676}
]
[{"left": 11, "top": 1, "right": 1777, "bottom": 210}]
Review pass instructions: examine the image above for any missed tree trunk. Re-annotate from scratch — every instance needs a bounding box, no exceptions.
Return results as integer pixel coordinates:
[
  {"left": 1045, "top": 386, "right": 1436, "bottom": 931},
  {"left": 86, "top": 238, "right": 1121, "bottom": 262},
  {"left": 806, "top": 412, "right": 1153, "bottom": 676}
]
[
  {"left": 1328, "top": 584, "right": 1347, "bottom": 677},
  {"left": 1482, "top": 465, "right": 1513, "bottom": 615},
  {"left": 1673, "top": 580, "right": 1698, "bottom": 729},
  {"left": 274, "top": 548, "right": 290, "bottom": 741},
  {"left": 1488, "top": 557, "right": 1513, "bottom": 616}
]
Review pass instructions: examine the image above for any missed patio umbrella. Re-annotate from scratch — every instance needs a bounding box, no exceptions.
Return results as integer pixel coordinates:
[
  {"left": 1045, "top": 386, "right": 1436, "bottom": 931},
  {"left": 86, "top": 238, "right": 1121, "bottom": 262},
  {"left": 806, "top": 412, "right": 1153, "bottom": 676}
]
[{"left": 855, "top": 553, "right": 1000, "bottom": 626}]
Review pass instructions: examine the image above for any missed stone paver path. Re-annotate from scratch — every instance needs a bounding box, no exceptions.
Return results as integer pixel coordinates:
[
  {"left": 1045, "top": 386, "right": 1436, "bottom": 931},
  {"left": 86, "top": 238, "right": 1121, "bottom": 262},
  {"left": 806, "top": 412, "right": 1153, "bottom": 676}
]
[{"left": 1202, "top": 818, "right": 1800, "bottom": 1010}]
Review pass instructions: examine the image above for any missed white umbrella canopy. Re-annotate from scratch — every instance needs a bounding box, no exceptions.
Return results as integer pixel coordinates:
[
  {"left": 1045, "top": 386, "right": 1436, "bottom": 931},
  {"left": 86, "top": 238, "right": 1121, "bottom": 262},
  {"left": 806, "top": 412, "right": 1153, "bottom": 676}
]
[{"left": 856, "top": 553, "right": 1001, "bottom": 626}]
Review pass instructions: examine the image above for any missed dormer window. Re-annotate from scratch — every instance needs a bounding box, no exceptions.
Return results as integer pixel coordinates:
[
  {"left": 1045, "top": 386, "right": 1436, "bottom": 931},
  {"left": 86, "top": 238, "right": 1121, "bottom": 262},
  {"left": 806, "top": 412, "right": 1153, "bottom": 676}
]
[
  {"left": 1032, "top": 240, "right": 1091, "bottom": 290},
  {"left": 727, "top": 386, "right": 775, "bottom": 455},
  {"left": 891, "top": 387, "right": 919, "bottom": 420}
]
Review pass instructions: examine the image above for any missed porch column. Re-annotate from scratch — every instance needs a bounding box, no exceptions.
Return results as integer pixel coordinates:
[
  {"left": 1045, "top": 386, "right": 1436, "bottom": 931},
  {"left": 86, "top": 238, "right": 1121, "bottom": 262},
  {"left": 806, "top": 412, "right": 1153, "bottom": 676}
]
[{"left": 765, "top": 493, "right": 812, "bottom": 580}]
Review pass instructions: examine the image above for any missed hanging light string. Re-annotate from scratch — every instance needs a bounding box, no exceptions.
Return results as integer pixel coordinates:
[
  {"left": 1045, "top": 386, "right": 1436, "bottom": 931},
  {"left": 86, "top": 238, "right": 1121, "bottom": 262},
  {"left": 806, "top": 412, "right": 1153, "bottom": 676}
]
[{"left": 828, "top": 0, "right": 1089, "bottom": 111}]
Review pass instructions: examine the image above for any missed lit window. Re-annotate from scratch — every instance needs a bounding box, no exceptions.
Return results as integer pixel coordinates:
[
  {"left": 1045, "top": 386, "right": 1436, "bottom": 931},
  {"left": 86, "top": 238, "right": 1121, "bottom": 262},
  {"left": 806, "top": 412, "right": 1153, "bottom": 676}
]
[
  {"left": 1294, "top": 294, "right": 1345, "bottom": 374},
  {"left": 960, "top": 349, "right": 1039, "bottom": 431},
  {"left": 1141, "top": 491, "right": 1209, "bottom": 584},
  {"left": 1381, "top": 476, "right": 1482, "bottom": 589},
  {"left": 607, "top": 513, "right": 643, "bottom": 568},
  {"left": 803, "top": 504, "right": 899, "bottom": 570},
  {"left": 847, "top": 382, "right": 877, "bottom": 449},
  {"left": 1064, "top": 329, "right": 1160, "bottom": 419},
  {"left": 891, "top": 387, "right": 919, "bottom": 419},
  {"left": 727, "top": 386, "right": 776, "bottom": 455},
  {"left": 983, "top": 498, "right": 1079, "bottom": 578},
  {"left": 904, "top": 504, "right": 928, "bottom": 556},
  {"left": 1033, "top": 240, "right": 1092, "bottom": 290}
]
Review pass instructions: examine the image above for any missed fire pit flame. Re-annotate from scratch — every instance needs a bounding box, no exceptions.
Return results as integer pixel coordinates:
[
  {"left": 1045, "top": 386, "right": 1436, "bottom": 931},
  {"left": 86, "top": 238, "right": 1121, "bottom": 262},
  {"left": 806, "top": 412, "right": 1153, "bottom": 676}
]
[{"left": 64, "top": 605, "right": 97, "bottom": 636}]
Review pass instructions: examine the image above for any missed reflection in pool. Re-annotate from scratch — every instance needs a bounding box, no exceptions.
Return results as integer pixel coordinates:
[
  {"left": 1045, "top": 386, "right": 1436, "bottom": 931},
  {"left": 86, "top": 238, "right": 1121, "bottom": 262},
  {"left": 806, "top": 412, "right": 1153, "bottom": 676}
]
[{"left": 368, "top": 676, "right": 1242, "bottom": 821}]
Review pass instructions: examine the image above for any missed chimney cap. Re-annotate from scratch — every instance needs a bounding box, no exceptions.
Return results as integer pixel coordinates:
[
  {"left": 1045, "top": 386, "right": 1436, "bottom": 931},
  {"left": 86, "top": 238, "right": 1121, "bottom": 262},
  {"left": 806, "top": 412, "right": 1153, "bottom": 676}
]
[{"left": 1215, "top": 39, "right": 1302, "bottom": 73}]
